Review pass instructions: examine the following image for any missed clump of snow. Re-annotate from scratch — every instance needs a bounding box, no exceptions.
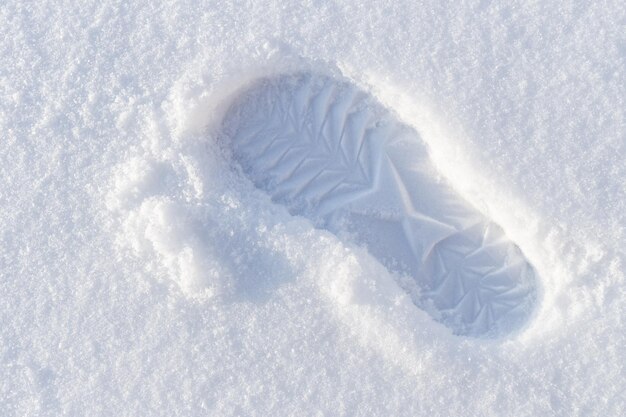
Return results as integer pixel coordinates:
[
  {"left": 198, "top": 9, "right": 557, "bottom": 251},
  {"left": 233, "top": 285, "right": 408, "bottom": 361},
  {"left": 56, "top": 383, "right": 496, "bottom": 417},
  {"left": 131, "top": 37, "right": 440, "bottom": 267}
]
[{"left": 107, "top": 153, "right": 232, "bottom": 297}]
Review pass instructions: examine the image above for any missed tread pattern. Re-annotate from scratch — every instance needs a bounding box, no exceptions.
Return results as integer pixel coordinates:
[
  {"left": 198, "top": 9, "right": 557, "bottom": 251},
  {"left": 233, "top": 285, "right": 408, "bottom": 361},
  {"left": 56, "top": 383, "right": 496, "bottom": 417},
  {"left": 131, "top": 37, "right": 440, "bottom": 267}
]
[{"left": 221, "top": 73, "right": 536, "bottom": 337}]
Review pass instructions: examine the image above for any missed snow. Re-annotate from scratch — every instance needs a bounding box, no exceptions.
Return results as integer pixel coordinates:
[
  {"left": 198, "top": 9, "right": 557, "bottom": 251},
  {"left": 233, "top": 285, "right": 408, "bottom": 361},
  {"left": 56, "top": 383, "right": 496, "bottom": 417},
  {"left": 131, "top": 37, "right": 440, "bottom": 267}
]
[{"left": 1, "top": 1, "right": 624, "bottom": 416}]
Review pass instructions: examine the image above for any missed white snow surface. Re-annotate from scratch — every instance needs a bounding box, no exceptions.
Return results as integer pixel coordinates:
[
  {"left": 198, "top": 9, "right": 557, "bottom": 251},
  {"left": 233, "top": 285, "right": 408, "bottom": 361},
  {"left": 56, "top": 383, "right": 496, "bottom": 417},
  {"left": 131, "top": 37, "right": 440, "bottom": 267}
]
[{"left": 1, "top": 1, "right": 624, "bottom": 416}]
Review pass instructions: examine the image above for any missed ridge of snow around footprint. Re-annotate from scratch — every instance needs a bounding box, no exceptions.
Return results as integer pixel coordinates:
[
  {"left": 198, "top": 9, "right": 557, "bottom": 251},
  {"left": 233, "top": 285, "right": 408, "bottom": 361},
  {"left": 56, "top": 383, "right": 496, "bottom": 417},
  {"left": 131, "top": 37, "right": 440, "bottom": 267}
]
[{"left": 221, "top": 72, "right": 537, "bottom": 337}]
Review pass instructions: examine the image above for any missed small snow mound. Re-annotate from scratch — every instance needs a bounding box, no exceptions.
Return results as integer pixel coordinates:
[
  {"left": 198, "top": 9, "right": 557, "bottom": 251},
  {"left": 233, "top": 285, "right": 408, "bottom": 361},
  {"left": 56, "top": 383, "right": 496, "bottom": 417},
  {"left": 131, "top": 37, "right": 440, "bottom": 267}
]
[
  {"left": 125, "top": 197, "right": 233, "bottom": 296},
  {"left": 107, "top": 151, "right": 234, "bottom": 298}
]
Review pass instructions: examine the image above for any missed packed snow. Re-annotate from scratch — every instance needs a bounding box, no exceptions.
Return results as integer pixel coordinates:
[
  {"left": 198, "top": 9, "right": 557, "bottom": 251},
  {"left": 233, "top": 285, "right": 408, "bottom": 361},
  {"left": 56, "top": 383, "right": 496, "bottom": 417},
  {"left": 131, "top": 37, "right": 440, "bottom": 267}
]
[{"left": 1, "top": 1, "right": 624, "bottom": 416}]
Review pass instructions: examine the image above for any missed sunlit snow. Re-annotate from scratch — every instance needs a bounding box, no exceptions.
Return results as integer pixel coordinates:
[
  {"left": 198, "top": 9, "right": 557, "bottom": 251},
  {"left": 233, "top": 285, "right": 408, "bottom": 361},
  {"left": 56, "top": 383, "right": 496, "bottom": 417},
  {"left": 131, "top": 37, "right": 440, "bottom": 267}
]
[{"left": 1, "top": 1, "right": 624, "bottom": 416}]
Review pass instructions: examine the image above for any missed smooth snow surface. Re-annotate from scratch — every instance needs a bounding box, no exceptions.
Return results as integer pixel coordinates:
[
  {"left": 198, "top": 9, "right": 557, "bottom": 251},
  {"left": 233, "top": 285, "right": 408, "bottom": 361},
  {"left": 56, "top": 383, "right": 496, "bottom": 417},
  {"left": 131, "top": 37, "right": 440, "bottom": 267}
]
[{"left": 1, "top": 1, "right": 624, "bottom": 416}]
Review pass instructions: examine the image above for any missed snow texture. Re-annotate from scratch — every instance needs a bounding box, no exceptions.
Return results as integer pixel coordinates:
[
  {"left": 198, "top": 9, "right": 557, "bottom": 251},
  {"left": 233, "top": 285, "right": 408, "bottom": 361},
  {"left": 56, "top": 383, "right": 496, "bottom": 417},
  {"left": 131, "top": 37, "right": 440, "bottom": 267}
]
[{"left": 1, "top": 1, "right": 624, "bottom": 416}]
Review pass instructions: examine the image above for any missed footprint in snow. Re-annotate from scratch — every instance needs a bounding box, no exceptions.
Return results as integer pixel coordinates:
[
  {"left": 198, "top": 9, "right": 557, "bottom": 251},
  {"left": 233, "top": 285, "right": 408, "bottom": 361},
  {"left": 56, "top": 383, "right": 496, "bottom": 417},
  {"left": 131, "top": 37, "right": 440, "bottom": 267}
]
[{"left": 220, "top": 72, "right": 537, "bottom": 337}]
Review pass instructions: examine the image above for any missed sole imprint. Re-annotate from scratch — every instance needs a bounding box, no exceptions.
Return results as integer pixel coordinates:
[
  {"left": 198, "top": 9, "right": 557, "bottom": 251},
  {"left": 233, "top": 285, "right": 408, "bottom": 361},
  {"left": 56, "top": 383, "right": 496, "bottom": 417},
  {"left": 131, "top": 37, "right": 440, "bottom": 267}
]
[{"left": 220, "top": 72, "right": 536, "bottom": 337}]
